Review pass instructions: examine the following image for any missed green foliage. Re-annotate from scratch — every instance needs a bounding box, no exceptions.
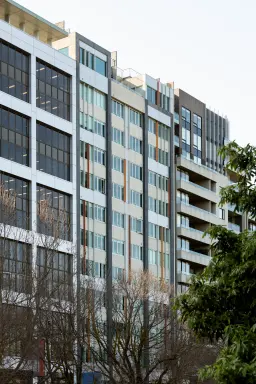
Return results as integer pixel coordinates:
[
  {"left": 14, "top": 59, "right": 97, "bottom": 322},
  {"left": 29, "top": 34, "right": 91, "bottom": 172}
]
[{"left": 176, "top": 141, "right": 256, "bottom": 383}]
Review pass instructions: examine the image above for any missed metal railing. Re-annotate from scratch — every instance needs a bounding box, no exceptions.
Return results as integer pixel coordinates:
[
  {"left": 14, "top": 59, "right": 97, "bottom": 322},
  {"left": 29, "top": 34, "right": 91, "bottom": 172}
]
[{"left": 228, "top": 222, "right": 241, "bottom": 233}]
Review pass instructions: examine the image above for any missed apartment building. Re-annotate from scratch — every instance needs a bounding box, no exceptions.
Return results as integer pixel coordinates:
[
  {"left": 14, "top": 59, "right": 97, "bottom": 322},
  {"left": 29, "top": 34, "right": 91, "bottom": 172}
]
[{"left": 0, "top": 0, "right": 245, "bottom": 381}]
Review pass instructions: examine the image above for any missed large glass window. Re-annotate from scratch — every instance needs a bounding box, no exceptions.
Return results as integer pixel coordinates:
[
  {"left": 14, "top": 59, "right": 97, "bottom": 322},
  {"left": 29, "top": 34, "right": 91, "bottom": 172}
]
[
  {"left": 130, "top": 217, "right": 143, "bottom": 233},
  {"left": 113, "top": 211, "right": 125, "bottom": 228},
  {"left": 130, "top": 108, "right": 142, "bottom": 127},
  {"left": 130, "top": 190, "right": 143, "bottom": 207},
  {"left": 37, "top": 185, "right": 71, "bottom": 241},
  {"left": 112, "top": 183, "right": 124, "bottom": 200},
  {"left": 36, "top": 59, "right": 71, "bottom": 121},
  {"left": 1, "top": 239, "right": 31, "bottom": 293},
  {"left": 130, "top": 163, "right": 142, "bottom": 181},
  {"left": 181, "top": 107, "right": 191, "bottom": 157},
  {"left": 80, "top": 83, "right": 106, "bottom": 110},
  {"left": 0, "top": 172, "right": 29, "bottom": 229},
  {"left": 112, "top": 239, "right": 125, "bottom": 256},
  {"left": 37, "top": 248, "right": 72, "bottom": 300},
  {"left": 0, "top": 105, "right": 29, "bottom": 166},
  {"left": 0, "top": 39, "right": 29, "bottom": 102},
  {"left": 112, "top": 100, "right": 124, "bottom": 118},
  {"left": 147, "top": 86, "right": 156, "bottom": 104},
  {"left": 129, "top": 136, "right": 142, "bottom": 154},
  {"left": 85, "top": 51, "right": 107, "bottom": 77},
  {"left": 148, "top": 118, "right": 156, "bottom": 134},
  {"left": 112, "top": 127, "right": 124, "bottom": 146},
  {"left": 112, "top": 155, "right": 124, "bottom": 173},
  {"left": 131, "top": 244, "right": 142, "bottom": 260},
  {"left": 37, "top": 122, "right": 71, "bottom": 181}
]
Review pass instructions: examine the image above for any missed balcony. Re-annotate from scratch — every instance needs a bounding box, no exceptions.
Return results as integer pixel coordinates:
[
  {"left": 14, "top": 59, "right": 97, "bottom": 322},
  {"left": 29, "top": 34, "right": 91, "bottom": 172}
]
[
  {"left": 177, "top": 201, "right": 223, "bottom": 225},
  {"left": 176, "top": 225, "right": 211, "bottom": 245},
  {"left": 228, "top": 222, "right": 241, "bottom": 234},
  {"left": 177, "top": 271, "right": 194, "bottom": 284},
  {"left": 177, "top": 249, "right": 210, "bottom": 267},
  {"left": 176, "top": 179, "right": 218, "bottom": 203}
]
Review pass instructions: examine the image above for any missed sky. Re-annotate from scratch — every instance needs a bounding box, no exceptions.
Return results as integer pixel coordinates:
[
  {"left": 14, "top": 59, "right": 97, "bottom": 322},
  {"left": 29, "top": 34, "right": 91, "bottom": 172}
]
[{"left": 18, "top": 0, "right": 255, "bottom": 146}]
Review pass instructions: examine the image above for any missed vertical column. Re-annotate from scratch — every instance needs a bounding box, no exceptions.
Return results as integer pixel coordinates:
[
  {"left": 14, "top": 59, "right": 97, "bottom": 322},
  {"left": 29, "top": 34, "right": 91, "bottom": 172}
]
[
  {"left": 169, "top": 113, "right": 176, "bottom": 287},
  {"left": 143, "top": 100, "right": 149, "bottom": 381},
  {"left": 31, "top": 56, "right": 37, "bottom": 270},
  {"left": 106, "top": 62, "right": 113, "bottom": 378}
]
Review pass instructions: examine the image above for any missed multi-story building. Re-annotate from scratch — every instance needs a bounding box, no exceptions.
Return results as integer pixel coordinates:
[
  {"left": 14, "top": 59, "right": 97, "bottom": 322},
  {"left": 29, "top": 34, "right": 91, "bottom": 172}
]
[{"left": 0, "top": 0, "right": 248, "bottom": 381}]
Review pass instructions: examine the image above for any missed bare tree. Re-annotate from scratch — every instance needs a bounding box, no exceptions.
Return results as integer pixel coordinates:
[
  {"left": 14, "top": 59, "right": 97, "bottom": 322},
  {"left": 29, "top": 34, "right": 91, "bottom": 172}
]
[{"left": 0, "top": 182, "right": 74, "bottom": 384}]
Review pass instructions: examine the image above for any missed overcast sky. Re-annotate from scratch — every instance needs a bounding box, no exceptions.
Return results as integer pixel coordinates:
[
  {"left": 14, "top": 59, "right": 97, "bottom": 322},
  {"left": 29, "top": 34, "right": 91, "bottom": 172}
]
[{"left": 19, "top": 0, "right": 255, "bottom": 146}]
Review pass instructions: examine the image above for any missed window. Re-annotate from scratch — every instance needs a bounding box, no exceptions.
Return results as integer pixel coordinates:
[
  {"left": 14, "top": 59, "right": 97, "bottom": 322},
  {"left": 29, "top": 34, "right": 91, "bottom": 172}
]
[
  {"left": 147, "top": 86, "right": 156, "bottom": 104},
  {"left": 158, "top": 148, "right": 169, "bottom": 166},
  {"left": 112, "top": 155, "right": 124, "bottom": 173},
  {"left": 85, "top": 51, "right": 107, "bottom": 77},
  {"left": 149, "top": 223, "right": 160, "bottom": 239},
  {"left": 130, "top": 163, "right": 142, "bottom": 181},
  {"left": 112, "top": 100, "right": 124, "bottom": 118},
  {"left": 148, "top": 118, "right": 156, "bottom": 134},
  {"left": 95, "top": 90, "right": 106, "bottom": 109},
  {"left": 130, "top": 217, "right": 143, "bottom": 233},
  {"left": 94, "top": 176, "right": 106, "bottom": 194},
  {"left": 112, "top": 183, "right": 124, "bottom": 200},
  {"left": 94, "top": 233, "right": 106, "bottom": 250},
  {"left": 37, "top": 122, "right": 71, "bottom": 181},
  {"left": 0, "top": 39, "right": 29, "bottom": 102},
  {"left": 0, "top": 172, "right": 29, "bottom": 229},
  {"left": 36, "top": 59, "right": 71, "bottom": 121},
  {"left": 159, "top": 124, "right": 169, "bottom": 141},
  {"left": 129, "top": 136, "right": 142, "bottom": 154},
  {"left": 181, "top": 107, "right": 191, "bottom": 157},
  {"left": 148, "top": 144, "right": 156, "bottom": 160},
  {"left": 193, "top": 115, "right": 202, "bottom": 164},
  {"left": 149, "top": 249, "right": 157, "bottom": 265},
  {"left": 149, "top": 197, "right": 168, "bottom": 216},
  {"left": 148, "top": 172, "right": 168, "bottom": 191},
  {"left": 130, "top": 109, "right": 142, "bottom": 127},
  {"left": 219, "top": 208, "right": 225, "bottom": 220},
  {"left": 94, "top": 147, "right": 105, "bottom": 165},
  {"left": 94, "top": 204, "right": 106, "bottom": 222},
  {"left": 0, "top": 105, "right": 29, "bottom": 166},
  {"left": 160, "top": 93, "right": 170, "bottom": 112},
  {"left": 177, "top": 260, "right": 190, "bottom": 274},
  {"left": 37, "top": 185, "right": 71, "bottom": 241},
  {"left": 113, "top": 211, "right": 125, "bottom": 228},
  {"left": 177, "top": 214, "right": 189, "bottom": 228},
  {"left": 112, "top": 127, "right": 124, "bottom": 146},
  {"left": 112, "top": 266, "right": 124, "bottom": 280},
  {"left": 177, "top": 191, "right": 189, "bottom": 205},
  {"left": 79, "top": 47, "right": 85, "bottom": 64},
  {"left": 130, "top": 190, "right": 142, "bottom": 207},
  {"left": 37, "top": 248, "right": 72, "bottom": 300},
  {"left": 176, "top": 169, "right": 189, "bottom": 182},
  {"left": 84, "top": 260, "right": 106, "bottom": 278},
  {"left": 131, "top": 244, "right": 142, "bottom": 260},
  {"left": 1, "top": 239, "right": 31, "bottom": 293},
  {"left": 165, "top": 254, "right": 170, "bottom": 270},
  {"left": 80, "top": 83, "right": 106, "bottom": 110},
  {"left": 94, "top": 119, "right": 105, "bottom": 137},
  {"left": 177, "top": 238, "right": 190, "bottom": 251},
  {"left": 112, "top": 239, "right": 125, "bottom": 256},
  {"left": 95, "top": 56, "right": 106, "bottom": 77},
  {"left": 249, "top": 223, "right": 256, "bottom": 232}
]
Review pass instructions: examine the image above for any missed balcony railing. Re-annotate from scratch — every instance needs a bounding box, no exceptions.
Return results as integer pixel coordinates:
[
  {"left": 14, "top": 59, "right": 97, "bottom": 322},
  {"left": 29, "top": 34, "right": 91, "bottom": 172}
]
[
  {"left": 180, "top": 154, "right": 219, "bottom": 175},
  {"left": 178, "top": 201, "right": 217, "bottom": 217},
  {"left": 178, "top": 224, "right": 209, "bottom": 237},
  {"left": 177, "top": 248, "right": 210, "bottom": 259},
  {"left": 228, "top": 222, "right": 241, "bottom": 233},
  {"left": 177, "top": 177, "right": 212, "bottom": 193}
]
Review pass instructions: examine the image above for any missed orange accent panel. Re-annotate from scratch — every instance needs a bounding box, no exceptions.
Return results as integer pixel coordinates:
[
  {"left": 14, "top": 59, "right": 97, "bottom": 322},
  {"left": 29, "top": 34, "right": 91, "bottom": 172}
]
[
  {"left": 87, "top": 144, "right": 90, "bottom": 188},
  {"left": 124, "top": 159, "right": 127, "bottom": 202},
  {"left": 155, "top": 122, "right": 159, "bottom": 162}
]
